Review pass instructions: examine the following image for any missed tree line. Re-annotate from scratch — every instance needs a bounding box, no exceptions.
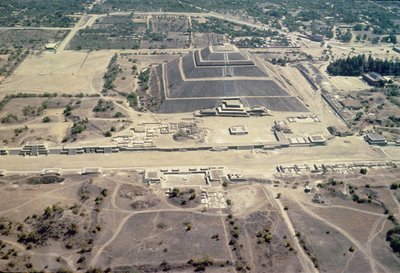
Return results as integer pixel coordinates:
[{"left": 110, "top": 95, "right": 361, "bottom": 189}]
[{"left": 327, "top": 54, "right": 400, "bottom": 76}]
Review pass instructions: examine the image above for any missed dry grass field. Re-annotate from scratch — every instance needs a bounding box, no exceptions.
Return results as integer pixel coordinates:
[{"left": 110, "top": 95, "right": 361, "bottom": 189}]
[
  {"left": 0, "top": 96, "right": 132, "bottom": 147},
  {"left": 271, "top": 169, "right": 400, "bottom": 273},
  {"left": 0, "top": 171, "right": 306, "bottom": 273}
]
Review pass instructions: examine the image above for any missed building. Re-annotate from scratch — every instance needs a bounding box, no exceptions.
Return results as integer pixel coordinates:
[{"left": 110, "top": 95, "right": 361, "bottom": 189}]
[
  {"left": 308, "top": 135, "right": 327, "bottom": 145},
  {"left": 274, "top": 121, "right": 292, "bottom": 133},
  {"left": 41, "top": 168, "right": 62, "bottom": 176},
  {"left": 0, "top": 148, "right": 7, "bottom": 155},
  {"left": 364, "top": 134, "right": 387, "bottom": 145},
  {"left": 45, "top": 42, "right": 58, "bottom": 50},
  {"left": 144, "top": 170, "right": 161, "bottom": 185},
  {"left": 327, "top": 126, "right": 353, "bottom": 137},
  {"left": 309, "top": 34, "right": 324, "bottom": 42},
  {"left": 217, "top": 99, "right": 249, "bottom": 117},
  {"left": 340, "top": 99, "right": 363, "bottom": 110},
  {"left": 133, "top": 125, "right": 146, "bottom": 133},
  {"left": 20, "top": 143, "right": 48, "bottom": 156},
  {"left": 208, "top": 168, "right": 227, "bottom": 182},
  {"left": 228, "top": 173, "right": 247, "bottom": 182},
  {"left": 393, "top": 47, "right": 400, "bottom": 53},
  {"left": 81, "top": 167, "right": 102, "bottom": 175},
  {"left": 196, "top": 99, "right": 270, "bottom": 117},
  {"left": 229, "top": 125, "right": 248, "bottom": 135},
  {"left": 362, "top": 72, "right": 386, "bottom": 87}
]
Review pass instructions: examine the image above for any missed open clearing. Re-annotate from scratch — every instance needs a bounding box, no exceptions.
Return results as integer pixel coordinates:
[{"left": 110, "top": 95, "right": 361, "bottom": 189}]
[
  {"left": 0, "top": 5, "right": 399, "bottom": 273},
  {"left": 0, "top": 51, "right": 112, "bottom": 95},
  {"left": 270, "top": 169, "right": 400, "bottom": 273},
  {"left": 0, "top": 171, "right": 306, "bottom": 273}
]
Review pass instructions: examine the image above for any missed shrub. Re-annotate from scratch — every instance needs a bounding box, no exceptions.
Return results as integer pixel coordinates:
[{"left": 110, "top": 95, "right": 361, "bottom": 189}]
[
  {"left": 93, "top": 99, "right": 113, "bottom": 112},
  {"left": 184, "top": 222, "right": 192, "bottom": 231}
]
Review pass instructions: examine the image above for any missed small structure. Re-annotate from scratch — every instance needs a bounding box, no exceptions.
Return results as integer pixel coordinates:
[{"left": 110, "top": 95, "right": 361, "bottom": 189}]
[
  {"left": 274, "top": 121, "right": 292, "bottom": 133},
  {"left": 393, "top": 46, "right": 400, "bottom": 53},
  {"left": 309, "top": 34, "right": 324, "bottom": 42},
  {"left": 362, "top": 72, "right": 386, "bottom": 87},
  {"left": 41, "top": 168, "right": 62, "bottom": 176},
  {"left": 229, "top": 125, "right": 248, "bottom": 135},
  {"left": 144, "top": 170, "right": 161, "bottom": 185},
  {"left": 133, "top": 125, "right": 146, "bottom": 133},
  {"left": 217, "top": 99, "right": 249, "bottom": 117},
  {"left": 308, "top": 135, "right": 326, "bottom": 145},
  {"left": 20, "top": 143, "right": 48, "bottom": 156},
  {"left": 81, "top": 167, "right": 102, "bottom": 175},
  {"left": 208, "top": 168, "right": 227, "bottom": 182},
  {"left": 197, "top": 108, "right": 218, "bottom": 116},
  {"left": 45, "top": 42, "right": 58, "bottom": 50},
  {"left": 327, "top": 126, "right": 353, "bottom": 137},
  {"left": 196, "top": 99, "right": 270, "bottom": 117},
  {"left": 340, "top": 99, "right": 363, "bottom": 110},
  {"left": 0, "top": 148, "right": 7, "bottom": 155},
  {"left": 364, "top": 134, "right": 387, "bottom": 146},
  {"left": 228, "top": 172, "right": 247, "bottom": 182}
]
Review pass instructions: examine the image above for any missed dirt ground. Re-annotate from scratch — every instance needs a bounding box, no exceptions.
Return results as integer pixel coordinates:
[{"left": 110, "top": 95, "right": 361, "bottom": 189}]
[
  {"left": 270, "top": 169, "right": 400, "bottom": 273},
  {"left": 328, "top": 76, "right": 370, "bottom": 92},
  {"left": 0, "top": 10, "right": 399, "bottom": 273},
  {"left": 0, "top": 51, "right": 112, "bottom": 95},
  {"left": 0, "top": 96, "right": 133, "bottom": 147},
  {"left": 0, "top": 170, "right": 310, "bottom": 273}
]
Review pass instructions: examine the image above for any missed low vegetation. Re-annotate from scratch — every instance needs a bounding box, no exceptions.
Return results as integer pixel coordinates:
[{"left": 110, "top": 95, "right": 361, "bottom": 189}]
[
  {"left": 71, "top": 118, "right": 88, "bottom": 135},
  {"left": 93, "top": 99, "right": 114, "bottom": 112},
  {"left": 138, "top": 68, "right": 150, "bottom": 89},
  {"left": 387, "top": 225, "right": 400, "bottom": 253},
  {"left": 125, "top": 92, "right": 138, "bottom": 108},
  {"left": 168, "top": 188, "right": 198, "bottom": 206},
  {"left": 102, "top": 54, "right": 119, "bottom": 93}
]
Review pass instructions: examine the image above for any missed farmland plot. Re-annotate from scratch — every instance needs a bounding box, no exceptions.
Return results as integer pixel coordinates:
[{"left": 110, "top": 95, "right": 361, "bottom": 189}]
[
  {"left": 0, "top": 30, "right": 69, "bottom": 50},
  {"left": 67, "top": 15, "right": 145, "bottom": 50}
]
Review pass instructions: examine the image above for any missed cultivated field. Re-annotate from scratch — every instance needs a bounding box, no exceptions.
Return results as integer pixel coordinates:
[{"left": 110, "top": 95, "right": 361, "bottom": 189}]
[
  {"left": 0, "top": 30, "right": 68, "bottom": 50},
  {"left": 68, "top": 15, "right": 190, "bottom": 50}
]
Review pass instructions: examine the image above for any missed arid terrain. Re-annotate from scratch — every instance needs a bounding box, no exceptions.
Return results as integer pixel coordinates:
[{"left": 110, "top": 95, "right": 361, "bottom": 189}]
[{"left": 0, "top": 1, "right": 400, "bottom": 272}]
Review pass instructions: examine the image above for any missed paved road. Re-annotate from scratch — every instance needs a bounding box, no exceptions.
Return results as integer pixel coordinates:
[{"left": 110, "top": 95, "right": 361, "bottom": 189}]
[{"left": 134, "top": 11, "right": 270, "bottom": 31}]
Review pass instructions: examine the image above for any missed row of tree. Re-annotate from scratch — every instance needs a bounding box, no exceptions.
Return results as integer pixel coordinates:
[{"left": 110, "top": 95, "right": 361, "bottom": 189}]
[{"left": 327, "top": 54, "right": 400, "bottom": 76}]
